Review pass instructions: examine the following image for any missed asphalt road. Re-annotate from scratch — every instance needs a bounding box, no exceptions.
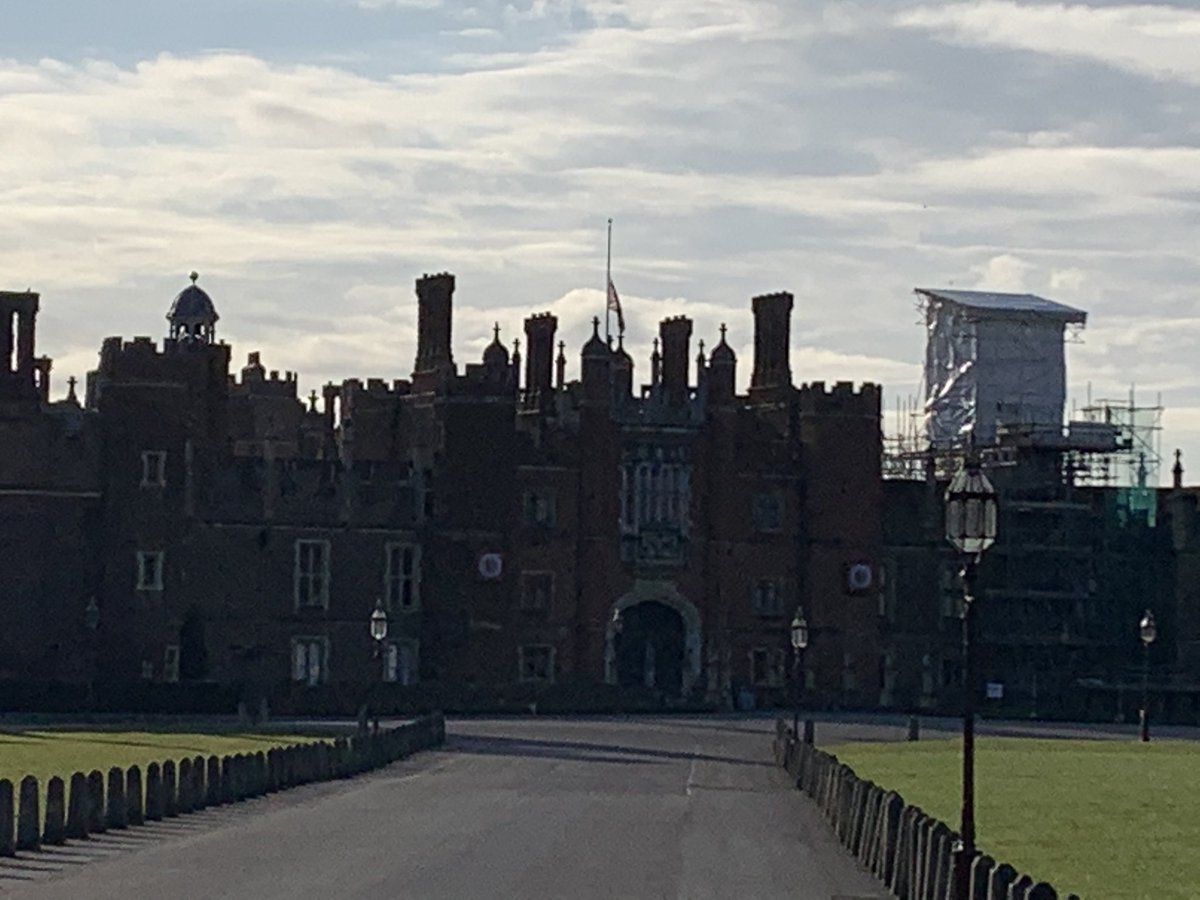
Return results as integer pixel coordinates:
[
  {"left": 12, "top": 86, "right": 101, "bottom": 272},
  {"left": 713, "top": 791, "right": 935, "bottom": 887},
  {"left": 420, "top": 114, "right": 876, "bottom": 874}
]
[{"left": 1, "top": 716, "right": 886, "bottom": 900}]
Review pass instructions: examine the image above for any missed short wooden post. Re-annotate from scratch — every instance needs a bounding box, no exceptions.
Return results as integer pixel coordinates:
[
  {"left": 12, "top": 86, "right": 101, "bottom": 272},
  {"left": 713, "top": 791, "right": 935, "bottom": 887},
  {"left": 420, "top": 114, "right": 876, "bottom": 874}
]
[
  {"left": 178, "top": 758, "right": 194, "bottom": 814},
  {"left": 16, "top": 775, "right": 40, "bottom": 851},
  {"left": 192, "top": 756, "right": 207, "bottom": 811},
  {"left": 106, "top": 767, "right": 127, "bottom": 829},
  {"left": 206, "top": 756, "right": 221, "bottom": 806},
  {"left": 126, "top": 766, "right": 144, "bottom": 826},
  {"left": 43, "top": 776, "right": 66, "bottom": 845},
  {"left": 0, "top": 779, "right": 14, "bottom": 856},
  {"left": 145, "top": 763, "right": 163, "bottom": 821},
  {"left": 87, "top": 770, "right": 106, "bottom": 834},
  {"left": 163, "top": 760, "right": 178, "bottom": 818},
  {"left": 66, "top": 772, "right": 90, "bottom": 839}
]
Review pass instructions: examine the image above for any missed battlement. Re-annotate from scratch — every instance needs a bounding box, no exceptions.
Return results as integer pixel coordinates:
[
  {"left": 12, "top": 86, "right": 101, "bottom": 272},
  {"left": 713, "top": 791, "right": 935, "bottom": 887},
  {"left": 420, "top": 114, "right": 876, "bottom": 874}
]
[
  {"left": 526, "top": 312, "right": 557, "bottom": 326},
  {"left": 751, "top": 291, "right": 794, "bottom": 305},
  {"left": 416, "top": 272, "right": 455, "bottom": 290},
  {"left": 799, "top": 380, "right": 881, "bottom": 415},
  {"left": 94, "top": 333, "right": 231, "bottom": 391}
]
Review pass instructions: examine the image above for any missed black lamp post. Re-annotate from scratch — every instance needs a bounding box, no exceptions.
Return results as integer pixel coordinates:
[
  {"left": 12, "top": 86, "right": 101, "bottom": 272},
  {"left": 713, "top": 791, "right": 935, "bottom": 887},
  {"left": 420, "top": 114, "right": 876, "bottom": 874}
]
[
  {"left": 790, "top": 607, "right": 809, "bottom": 738},
  {"left": 945, "top": 457, "right": 998, "bottom": 900},
  {"left": 1139, "top": 609, "right": 1156, "bottom": 743},
  {"left": 364, "top": 599, "right": 388, "bottom": 732}
]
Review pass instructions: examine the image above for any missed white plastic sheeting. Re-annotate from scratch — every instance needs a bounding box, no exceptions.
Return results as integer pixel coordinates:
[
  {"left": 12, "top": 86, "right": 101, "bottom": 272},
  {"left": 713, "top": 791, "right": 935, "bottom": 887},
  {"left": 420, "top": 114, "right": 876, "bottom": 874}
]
[{"left": 918, "top": 289, "right": 1086, "bottom": 448}]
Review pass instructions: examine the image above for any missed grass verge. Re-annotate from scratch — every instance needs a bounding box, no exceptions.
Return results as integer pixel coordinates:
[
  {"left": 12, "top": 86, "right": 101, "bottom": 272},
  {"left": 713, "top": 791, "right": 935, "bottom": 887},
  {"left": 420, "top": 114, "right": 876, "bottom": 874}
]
[
  {"left": 0, "top": 729, "right": 325, "bottom": 794},
  {"left": 826, "top": 736, "right": 1200, "bottom": 900}
]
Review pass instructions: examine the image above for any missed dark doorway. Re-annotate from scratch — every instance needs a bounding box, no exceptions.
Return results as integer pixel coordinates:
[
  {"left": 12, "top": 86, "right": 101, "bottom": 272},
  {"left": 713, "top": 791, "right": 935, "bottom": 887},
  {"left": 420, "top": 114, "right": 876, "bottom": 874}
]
[
  {"left": 179, "top": 606, "right": 208, "bottom": 681},
  {"left": 615, "top": 601, "right": 685, "bottom": 695}
]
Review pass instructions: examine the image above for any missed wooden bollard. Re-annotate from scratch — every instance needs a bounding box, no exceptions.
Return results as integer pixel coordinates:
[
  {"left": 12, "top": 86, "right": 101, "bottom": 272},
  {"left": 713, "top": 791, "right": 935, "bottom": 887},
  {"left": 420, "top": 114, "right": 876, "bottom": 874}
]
[
  {"left": 802, "top": 719, "right": 815, "bottom": 744},
  {"left": 178, "top": 758, "right": 194, "bottom": 814},
  {"left": 16, "top": 775, "right": 40, "bottom": 851},
  {"left": 989, "top": 862, "right": 1018, "bottom": 898},
  {"left": 162, "top": 760, "right": 178, "bottom": 818},
  {"left": 0, "top": 779, "right": 14, "bottom": 856},
  {"left": 971, "top": 854, "right": 997, "bottom": 899},
  {"left": 87, "top": 770, "right": 105, "bottom": 834},
  {"left": 43, "top": 776, "right": 66, "bottom": 845},
  {"left": 106, "top": 767, "right": 127, "bottom": 829},
  {"left": 1010, "top": 874, "right": 1036, "bottom": 898},
  {"left": 221, "top": 757, "right": 234, "bottom": 804},
  {"left": 66, "top": 772, "right": 90, "bottom": 839},
  {"left": 907, "top": 716, "right": 920, "bottom": 741},
  {"left": 126, "top": 766, "right": 144, "bottom": 826},
  {"left": 254, "top": 752, "right": 267, "bottom": 796},
  {"left": 145, "top": 763, "right": 163, "bottom": 821},
  {"left": 206, "top": 756, "right": 221, "bottom": 806},
  {"left": 192, "top": 756, "right": 207, "bottom": 811}
]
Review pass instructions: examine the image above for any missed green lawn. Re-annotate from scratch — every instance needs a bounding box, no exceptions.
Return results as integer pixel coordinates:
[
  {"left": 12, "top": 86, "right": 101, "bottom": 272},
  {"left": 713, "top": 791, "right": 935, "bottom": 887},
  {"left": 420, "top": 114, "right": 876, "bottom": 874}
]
[
  {"left": 0, "top": 729, "right": 324, "bottom": 794},
  {"left": 826, "top": 736, "right": 1199, "bottom": 900}
]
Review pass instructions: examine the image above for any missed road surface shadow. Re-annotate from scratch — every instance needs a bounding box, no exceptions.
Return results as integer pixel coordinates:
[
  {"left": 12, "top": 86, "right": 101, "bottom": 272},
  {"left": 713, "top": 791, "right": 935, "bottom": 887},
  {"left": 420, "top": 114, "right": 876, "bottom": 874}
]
[{"left": 449, "top": 732, "right": 771, "bottom": 768}]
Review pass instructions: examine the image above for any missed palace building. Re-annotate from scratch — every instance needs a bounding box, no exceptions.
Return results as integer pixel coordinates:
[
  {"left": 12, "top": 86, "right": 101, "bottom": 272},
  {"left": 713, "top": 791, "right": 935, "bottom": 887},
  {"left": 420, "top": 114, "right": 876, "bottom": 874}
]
[{"left": 0, "top": 274, "right": 885, "bottom": 708}]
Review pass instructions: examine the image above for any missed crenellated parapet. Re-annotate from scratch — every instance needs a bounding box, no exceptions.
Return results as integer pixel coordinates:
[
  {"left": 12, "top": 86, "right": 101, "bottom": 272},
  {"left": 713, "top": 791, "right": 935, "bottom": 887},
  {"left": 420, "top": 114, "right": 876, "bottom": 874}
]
[{"left": 798, "top": 380, "right": 881, "bottom": 417}]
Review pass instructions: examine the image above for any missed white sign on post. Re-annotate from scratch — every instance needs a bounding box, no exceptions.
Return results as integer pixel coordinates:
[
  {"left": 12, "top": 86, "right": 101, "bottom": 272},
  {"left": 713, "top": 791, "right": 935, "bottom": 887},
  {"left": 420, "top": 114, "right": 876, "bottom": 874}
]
[{"left": 986, "top": 682, "right": 1004, "bottom": 700}]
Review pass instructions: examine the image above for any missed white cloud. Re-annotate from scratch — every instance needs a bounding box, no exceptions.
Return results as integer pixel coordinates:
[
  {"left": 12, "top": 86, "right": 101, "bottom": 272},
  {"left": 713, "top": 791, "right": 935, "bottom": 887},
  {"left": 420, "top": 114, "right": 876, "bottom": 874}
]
[
  {"left": 898, "top": 2, "right": 1200, "bottom": 84},
  {"left": 1, "top": 0, "right": 1198, "bottom": 480},
  {"left": 972, "top": 254, "right": 1032, "bottom": 291}
]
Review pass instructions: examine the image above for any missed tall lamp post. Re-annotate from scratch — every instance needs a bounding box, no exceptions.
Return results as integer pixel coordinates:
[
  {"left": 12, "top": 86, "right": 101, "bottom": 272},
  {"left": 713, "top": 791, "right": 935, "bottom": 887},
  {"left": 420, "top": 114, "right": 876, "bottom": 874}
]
[
  {"left": 945, "top": 457, "right": 998, "bottom": 900},
  {"left": 1139, "top": 609, "right": 1156, "bottom": 743},
  {"left": 790, "top": 607, "right": 809, "bottom": 738},
  {"left": 364, "top": 599, "right": 389, "bottom": 732}
]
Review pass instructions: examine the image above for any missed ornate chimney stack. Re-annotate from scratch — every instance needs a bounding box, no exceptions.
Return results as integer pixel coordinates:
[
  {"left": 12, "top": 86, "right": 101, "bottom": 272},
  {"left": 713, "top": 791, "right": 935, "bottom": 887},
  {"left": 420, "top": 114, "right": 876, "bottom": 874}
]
[
  {"left": 659, "top": 316, "right": 692, "bottom": 401},
  {"left": 523, "top": 313, "right": 557, "bottom": 407},
  {"left": 750, "top": 290, "right": 793, "bottom": 396},
  {"left": 413, "top": 272, "right": 455, "bottom": 378}
]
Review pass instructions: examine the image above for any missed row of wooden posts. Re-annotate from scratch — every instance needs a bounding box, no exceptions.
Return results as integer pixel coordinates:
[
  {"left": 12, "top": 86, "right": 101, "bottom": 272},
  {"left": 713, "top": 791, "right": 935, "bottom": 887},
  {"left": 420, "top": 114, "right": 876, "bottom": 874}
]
[
  {"left": 0, "top": 713, "right": 445, "bottom": 856},
  {"left": 773, "top": 720, "right": 1077, "bottom": 900}
]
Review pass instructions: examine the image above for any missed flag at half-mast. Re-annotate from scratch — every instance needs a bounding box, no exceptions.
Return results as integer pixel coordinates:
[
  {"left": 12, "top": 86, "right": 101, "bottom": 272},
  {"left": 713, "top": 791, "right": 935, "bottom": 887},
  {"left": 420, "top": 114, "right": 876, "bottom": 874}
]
[{"left": 607, "top": 277, "right": 625, "bottom": 336}]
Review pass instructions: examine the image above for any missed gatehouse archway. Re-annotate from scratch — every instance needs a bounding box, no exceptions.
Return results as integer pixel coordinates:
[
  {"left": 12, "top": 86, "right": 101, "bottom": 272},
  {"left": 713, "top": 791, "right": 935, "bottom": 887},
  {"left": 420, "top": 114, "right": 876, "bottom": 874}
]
[{"left": 604, "top": 582, "right": 702, "bottom": 697}]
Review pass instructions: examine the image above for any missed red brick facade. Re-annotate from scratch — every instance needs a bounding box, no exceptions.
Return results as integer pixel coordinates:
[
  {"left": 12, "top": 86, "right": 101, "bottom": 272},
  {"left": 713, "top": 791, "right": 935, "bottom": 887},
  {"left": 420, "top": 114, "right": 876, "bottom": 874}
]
[{"left": 0, "top": 274, "right": 884, "bottom": 708}]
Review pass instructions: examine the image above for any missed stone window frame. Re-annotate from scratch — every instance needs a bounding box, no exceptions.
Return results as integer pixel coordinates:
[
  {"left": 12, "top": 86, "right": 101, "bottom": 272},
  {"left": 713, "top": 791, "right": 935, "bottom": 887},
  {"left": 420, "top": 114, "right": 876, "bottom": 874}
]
[
  {"left": 291, "top": 636, "right": 329, "bottom": 686},
  {"left": 383, "top": 542, "right": 421, "bottom": 612},
  {"left": 519, "top": 570, "right": 555, "bottom": 612},
  {"left": 294, "top": 539, "right": 331, "bottom": 610},
  {"left": 751, "top": 578, "right": 784, "bottom": 617},
  {"left": 382, "top": 639, "right": 419, "bottom": 685},
  {"left": 135, "top": 550, "right": 164, "bottom": 592},
  {"left": 751, "top": 490, "right": 784, "bottom": 533},
  {"left": 518, "top": 644, "right": 555, "bottom": 684},
  {"left": 140, "top": 450, "right": 167, "bottom": 488},
  {"left": 522, "top": 489, "right": 557, "bottom": 528},
  {"left": 749, "top": 647, "right": 786, "bottom": 687}
]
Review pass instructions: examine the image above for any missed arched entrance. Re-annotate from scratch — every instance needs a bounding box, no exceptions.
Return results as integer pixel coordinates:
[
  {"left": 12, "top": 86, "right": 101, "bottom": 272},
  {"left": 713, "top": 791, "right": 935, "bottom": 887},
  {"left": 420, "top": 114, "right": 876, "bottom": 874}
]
[
  {"left": 604, "top": 581, "right": 702, "bottom": 697},
  {"left": 613, "top": 601, "right": 685, "bottom": 693}
]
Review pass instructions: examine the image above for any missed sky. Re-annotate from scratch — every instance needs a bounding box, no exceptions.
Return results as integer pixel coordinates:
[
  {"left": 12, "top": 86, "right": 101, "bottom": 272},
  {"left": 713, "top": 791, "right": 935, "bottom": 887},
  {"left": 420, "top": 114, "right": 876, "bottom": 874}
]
[{"left": 1, "top": 0, "right": 1197, "bottom": 483}]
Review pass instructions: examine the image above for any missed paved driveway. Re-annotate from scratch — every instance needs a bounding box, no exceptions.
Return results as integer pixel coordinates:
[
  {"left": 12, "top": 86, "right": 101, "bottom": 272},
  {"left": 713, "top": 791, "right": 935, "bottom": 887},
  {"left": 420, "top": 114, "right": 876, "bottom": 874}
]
[{"left": 2, "top": 716, "right": 885, "bottom": 899}]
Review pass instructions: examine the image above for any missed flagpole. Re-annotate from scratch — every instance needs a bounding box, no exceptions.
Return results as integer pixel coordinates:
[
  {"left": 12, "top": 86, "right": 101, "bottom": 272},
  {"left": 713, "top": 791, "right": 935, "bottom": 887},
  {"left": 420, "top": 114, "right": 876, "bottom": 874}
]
[{"left": 605, "top": 218, "right": 613, "bottom": 344}]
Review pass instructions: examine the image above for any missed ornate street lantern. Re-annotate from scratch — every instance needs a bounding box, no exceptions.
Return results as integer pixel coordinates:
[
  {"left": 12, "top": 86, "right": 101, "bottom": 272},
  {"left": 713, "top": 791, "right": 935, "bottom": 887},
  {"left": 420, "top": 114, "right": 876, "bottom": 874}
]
[
  {"left": 369, "top": 599, "right": 389, "bottom": 644},
  {"left": 790, "top": 608, "right": 809, "bottom": 651},
  {"left": 945, "top": 461, "right": 998, "bottom": 555},
  {"left": 1139, "top": 610, "right": 1157, "bottom": 646}
]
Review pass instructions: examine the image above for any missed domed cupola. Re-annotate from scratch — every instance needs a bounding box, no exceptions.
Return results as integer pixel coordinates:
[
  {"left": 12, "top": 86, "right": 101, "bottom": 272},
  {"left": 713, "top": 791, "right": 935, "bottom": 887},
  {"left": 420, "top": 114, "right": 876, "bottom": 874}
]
[
  {"left": 483, "top": 322, "right": 510, "bottom": 369},
  {"left": 709, "top": 323, "right": 737, "bottom": 402},
  {"left": 710, "top": 323, "right": 736, "bottom": 364},
  {"left": 581, "top": 316, "right": 608, "bottom": 358},
  {"left": 611, "top": 333, "right": 634, "bottom": 401},
  {"left": 167, "top": 272, "right": 219, "bottom": 343}
]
